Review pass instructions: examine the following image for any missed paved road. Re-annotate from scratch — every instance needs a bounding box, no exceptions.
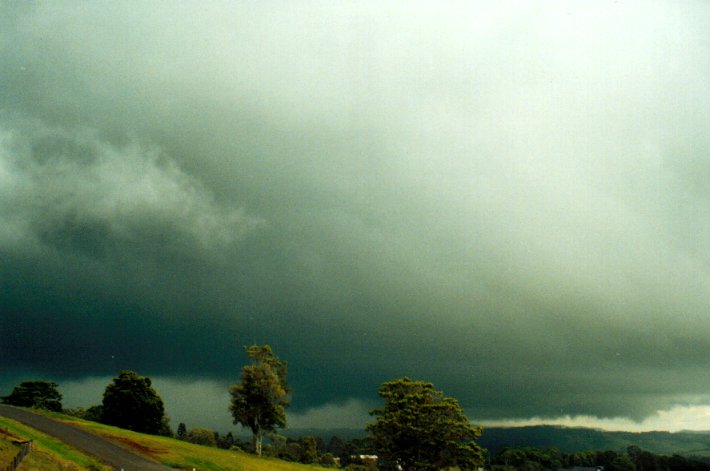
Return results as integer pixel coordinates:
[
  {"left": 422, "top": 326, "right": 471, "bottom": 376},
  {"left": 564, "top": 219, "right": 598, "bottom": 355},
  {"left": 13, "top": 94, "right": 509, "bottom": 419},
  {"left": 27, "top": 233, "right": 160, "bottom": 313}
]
[{"left": 0, "top": 405, "right": 168, "bottom": 470}]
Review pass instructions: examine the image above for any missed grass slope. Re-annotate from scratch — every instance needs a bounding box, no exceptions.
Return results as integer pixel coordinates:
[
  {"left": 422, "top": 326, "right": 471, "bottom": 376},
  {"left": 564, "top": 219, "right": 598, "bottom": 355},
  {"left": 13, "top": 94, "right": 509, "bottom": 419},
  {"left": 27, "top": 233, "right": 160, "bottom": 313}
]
[
  {"left": 0, "top": 416, "right": 111, "bottom": 470},
  {"left": 0, "top": 427, "right": 22, "bottom": 464},
  {"left": 32, "top": 410, "right": 333, "bottom": 471}
]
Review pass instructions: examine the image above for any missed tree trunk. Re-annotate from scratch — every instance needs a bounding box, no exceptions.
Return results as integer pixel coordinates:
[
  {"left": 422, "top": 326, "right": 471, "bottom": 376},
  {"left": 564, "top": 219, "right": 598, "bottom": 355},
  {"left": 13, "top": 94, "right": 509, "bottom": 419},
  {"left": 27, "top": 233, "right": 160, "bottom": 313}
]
[
  {"left": 254, "top": 415, "right": 263, "bottom": 456},
  {"left": 255, "top": 429, "right": 263, "bottom": 456}
]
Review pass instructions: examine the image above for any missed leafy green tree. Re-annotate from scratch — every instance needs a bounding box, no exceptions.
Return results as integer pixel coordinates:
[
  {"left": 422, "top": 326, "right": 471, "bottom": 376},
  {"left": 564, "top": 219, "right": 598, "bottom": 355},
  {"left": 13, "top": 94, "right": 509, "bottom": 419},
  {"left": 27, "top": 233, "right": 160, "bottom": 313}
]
[
  {"left": 63, "top": 404, "right": 103, "bottom": 422},
  {"left": 327, "top": 435, "right": 345, "bottom": 456},
  {"left": 493, "top": 446, "right": 566, "bottom": 470},
  {"left": 635, "top": 450, "right": 662, "bottom": 471},
  {"left": 185, "top": 428, "right": 217, "bottom": 447},
  {"left": 177, "top": 422, "right": 187, "bottom": 440},
  {"left": 84, "top": 405, "right": 104, "bottom": 422},
  {"left": 277, "top": 440, "right": 303, "bottom": 462},
  {"left": 62, "top": 406, "right": 86, "bottom": 418},
  {"left": 367, "top": 377, "right": 485, "bottom": 471},
  {"left": 229, "top": 344, "right": 290, "bottom": 456},
  {"left": 102, "top": 370, "right": 166, "bottom": 435},
  {"left": 319, "top": 452, "right": 339, "bottom": 468},
  {"left": 608, "top": 454, "right": 636, "bottom": 471},
  {"left": 230, "top": 436, "right": 252, "bottom": 452},
  {"left": 217, "top": 431, "right": 235, "bottom": 449},
  {"left": 158, "top": 415, "right": 173, "bottom": 437},
  {"left": 299, "top": 435, "right": 319, "bottom": 464},
  {"left": 2, "top": 380, "right": 63, "bottom": 411}
]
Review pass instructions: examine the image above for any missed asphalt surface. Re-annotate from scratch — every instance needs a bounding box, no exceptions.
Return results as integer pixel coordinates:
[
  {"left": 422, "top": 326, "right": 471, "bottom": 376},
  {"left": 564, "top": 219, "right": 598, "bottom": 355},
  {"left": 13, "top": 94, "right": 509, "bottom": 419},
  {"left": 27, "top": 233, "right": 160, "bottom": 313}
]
[{"left": 0, "top": 404, "right": 168, "bottom": 470}]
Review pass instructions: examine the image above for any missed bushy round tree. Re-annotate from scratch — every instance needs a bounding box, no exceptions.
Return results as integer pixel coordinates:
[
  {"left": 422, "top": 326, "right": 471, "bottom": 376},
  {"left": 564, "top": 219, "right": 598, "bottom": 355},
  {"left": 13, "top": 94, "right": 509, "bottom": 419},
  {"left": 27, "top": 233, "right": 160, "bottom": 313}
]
[
  {"left": 102, "top": 370, "right": 166, "bottom": 435},
  {"left": 185, "top": 428, "right": 217, "bottom": 447},
  {"left": 2, "top": 380, "right": 63, "bottom": 411},
  {"left": 367, "top": 377, "right": 485, "bottom": 471}
]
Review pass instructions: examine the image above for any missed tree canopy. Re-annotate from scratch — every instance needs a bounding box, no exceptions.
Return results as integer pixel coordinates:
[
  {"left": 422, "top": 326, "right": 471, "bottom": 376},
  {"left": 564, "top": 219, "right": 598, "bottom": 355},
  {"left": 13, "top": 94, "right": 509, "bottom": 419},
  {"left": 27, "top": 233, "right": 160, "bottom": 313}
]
[
  {"left": 367, "top": 377, "right": 485, "bottom": 471},
  {"left": 101, "top": 370, "right": 166, "bottom": 435},
  {"left": 229, "top": 344, "right": 290, "bottom": 456},
  {"left": 1, "top": 380, "right": 63, "bottom": 412},
  {"left": 490, "top": 445, "right": 710, "bottom": 471},
  {"left": 185, "top": 427, "right": 217, "bottom": 447}
]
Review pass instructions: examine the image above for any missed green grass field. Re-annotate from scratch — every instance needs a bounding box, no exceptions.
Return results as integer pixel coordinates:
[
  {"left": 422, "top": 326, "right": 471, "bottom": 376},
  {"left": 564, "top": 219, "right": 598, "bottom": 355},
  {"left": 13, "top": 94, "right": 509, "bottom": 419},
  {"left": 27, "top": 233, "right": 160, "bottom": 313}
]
[
  {"left": 6, "top": 410, "right": 333, "bottom": 471},
  {"left": 0, "top": 426, "right": 22, "bottom": 465},
  {"left": 0, "top": 416, "right": 111, "bottom": 470}
]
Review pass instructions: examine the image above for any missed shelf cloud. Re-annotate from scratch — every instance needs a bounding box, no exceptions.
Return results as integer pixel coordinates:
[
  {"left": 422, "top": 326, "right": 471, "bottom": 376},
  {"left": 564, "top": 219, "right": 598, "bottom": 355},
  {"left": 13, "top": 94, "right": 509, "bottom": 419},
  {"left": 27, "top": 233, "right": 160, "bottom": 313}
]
[{"left": 1, "top": 1, "right": 709, "bottom": 431}]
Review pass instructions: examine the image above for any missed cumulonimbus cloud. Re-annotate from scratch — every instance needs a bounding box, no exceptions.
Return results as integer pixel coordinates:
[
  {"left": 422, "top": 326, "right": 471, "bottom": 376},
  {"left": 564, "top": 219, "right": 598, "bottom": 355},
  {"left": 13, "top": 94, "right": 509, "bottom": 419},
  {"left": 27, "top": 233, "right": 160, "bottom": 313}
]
[
  {"left": 1, "top": 1, "right": 709, "bottom": 431},
  {"left": 0, "top": 116, "right": 264, "bottom": 260}
]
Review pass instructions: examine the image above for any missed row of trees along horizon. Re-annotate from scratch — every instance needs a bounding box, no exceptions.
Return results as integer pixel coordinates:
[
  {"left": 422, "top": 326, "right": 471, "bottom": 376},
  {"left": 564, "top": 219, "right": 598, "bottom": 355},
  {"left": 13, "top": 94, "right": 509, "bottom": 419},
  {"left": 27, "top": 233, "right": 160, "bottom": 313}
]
[{"left": 3, "top": 344, "right": 710, "bottom": 471}]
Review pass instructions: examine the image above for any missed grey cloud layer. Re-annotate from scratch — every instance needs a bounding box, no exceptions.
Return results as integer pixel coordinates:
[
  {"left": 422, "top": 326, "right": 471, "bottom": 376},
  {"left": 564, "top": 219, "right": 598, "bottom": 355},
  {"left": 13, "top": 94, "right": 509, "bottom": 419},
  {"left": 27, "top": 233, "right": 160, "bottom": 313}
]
[{"left": 1, "top": 1, "right": 709, "bottom": 424}]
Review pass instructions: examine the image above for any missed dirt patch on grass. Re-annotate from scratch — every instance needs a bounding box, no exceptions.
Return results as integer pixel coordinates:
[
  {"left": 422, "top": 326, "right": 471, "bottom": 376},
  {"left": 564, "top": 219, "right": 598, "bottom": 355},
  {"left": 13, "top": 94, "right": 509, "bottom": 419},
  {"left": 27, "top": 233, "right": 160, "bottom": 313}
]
[
  {"left": 105, "top": 435, "right": 168, "bottom": 459},
  {"left": 0, "top": 427, "right": 23, "bottom": 441}
]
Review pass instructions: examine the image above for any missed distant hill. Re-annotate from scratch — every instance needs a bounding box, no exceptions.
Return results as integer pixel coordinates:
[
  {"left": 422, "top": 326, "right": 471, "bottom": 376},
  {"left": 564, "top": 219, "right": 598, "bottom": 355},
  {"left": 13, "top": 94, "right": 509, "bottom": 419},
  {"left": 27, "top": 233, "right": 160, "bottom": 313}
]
[
  {"left": 478, "top": 425, "right": 710, "bottom": 458},
  {"left": 279, "top": 425, "right": 710, "bottom": 461}
]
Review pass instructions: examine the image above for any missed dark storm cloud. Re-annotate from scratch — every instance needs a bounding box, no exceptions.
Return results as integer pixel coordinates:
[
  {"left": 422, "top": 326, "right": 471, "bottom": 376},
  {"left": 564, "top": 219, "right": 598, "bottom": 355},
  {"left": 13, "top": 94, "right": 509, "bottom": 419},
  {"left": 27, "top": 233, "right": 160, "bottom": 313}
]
[{"left": 1, "top": 1, "right": 709, "bottom": 429}]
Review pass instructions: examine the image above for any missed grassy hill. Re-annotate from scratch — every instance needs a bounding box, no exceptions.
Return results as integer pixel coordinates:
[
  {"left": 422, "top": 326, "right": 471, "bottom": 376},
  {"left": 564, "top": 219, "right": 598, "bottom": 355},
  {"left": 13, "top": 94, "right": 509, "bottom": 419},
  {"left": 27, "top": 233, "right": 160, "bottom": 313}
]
[
  {"left": 0, "top": 415, "right": 110, "bottom": 470},
  {"left": 1, "top": 410, "right": 333, "bottom": 471}
]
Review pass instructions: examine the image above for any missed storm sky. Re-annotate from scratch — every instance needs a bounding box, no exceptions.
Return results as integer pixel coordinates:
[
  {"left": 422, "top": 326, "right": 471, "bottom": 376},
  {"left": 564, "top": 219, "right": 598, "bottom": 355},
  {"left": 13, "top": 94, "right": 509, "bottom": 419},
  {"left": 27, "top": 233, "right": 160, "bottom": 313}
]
[{"left": 1, "top": 1, "right": 709, "bottom": 433}]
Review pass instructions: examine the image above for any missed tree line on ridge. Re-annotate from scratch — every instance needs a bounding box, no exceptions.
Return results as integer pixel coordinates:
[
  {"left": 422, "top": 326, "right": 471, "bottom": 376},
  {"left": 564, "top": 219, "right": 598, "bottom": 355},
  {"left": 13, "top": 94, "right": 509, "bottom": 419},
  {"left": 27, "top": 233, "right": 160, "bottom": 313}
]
[{"left": 4, "top": 344, "right": 710, "bottom": 470}]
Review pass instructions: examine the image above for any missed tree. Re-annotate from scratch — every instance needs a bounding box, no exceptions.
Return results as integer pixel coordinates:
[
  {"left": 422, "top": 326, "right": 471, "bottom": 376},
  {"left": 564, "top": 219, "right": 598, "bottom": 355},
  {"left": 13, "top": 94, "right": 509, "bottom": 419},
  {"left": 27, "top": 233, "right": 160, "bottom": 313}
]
[
  {"left": 102, "top": 370, "right": 166, "bottom": 435},
  {"left": 158, "top": 415, "right": 173, "bottom": 437},
  {"left": 185, "top": 428, "right": 217, "bottom": 447},
  {"left": 63, "top": 404, "right": 103, "bottom": 422},
  {"left": 299, "top": 435, "right": 319, "bottom": 464},
  {"left": 229, "top": 344, "right": 290, "bottom": 456},
  {"left": 326, "top": 435, "right": 345, "bottom": 456},
  {"left": 84, "top": 405, "right": 104, "bottom": 422},
  {"left": 492, "top": 447, "right": 566, "bottom": 470},
  {"left": 367, "top": 377, "right": 485, "bottom": 471},
  {"left": 607, "top": 454, "right": 636, "bottom": 471},
  {"left": 2, "top": 380, "right": 63, "bottom": 411},
  {"left": 319, "top": 452, "right": 339, "bottom": 468},
  {"left": 217, "top": 431, "right": 235, "bottom": 449},
  {"left": 177, "top": 422, "right": 187, "bottom": 440}
]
